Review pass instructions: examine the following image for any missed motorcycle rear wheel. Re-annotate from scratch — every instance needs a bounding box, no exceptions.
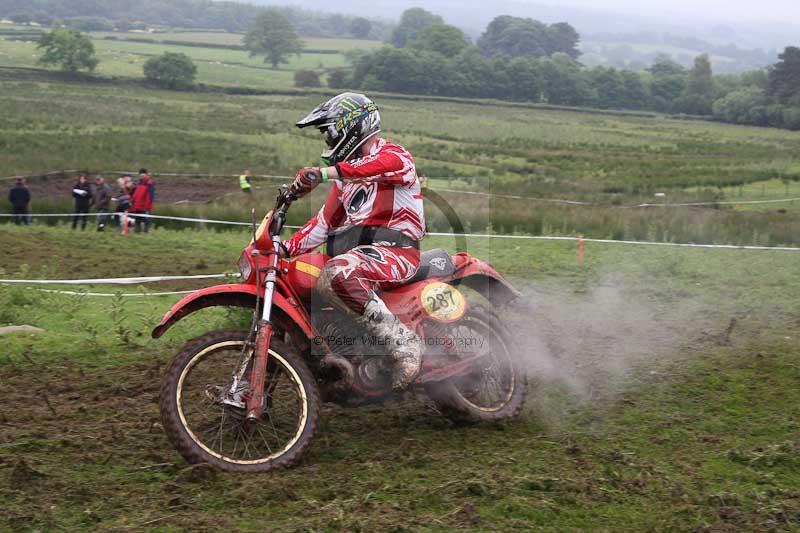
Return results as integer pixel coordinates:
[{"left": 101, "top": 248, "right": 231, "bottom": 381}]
[
  {"left": 159, "top": 329, "right": 320, "bottom": 473},
  {"left": 424, "top": 306, "right": 526, "bottom": 423}
]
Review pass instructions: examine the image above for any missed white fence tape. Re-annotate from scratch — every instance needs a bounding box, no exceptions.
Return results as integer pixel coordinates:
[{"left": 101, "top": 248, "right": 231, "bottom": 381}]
[
  {"left": 425, "top": 232, "right": 800, "bottom": 251},
  {"left": 31, "top": 288, "right": 196, "bottom": 297},
  {"left": 1, "top": 212, "right": 797, "bottom": 251},
  {"left": 107, "top": 171, "right": 292, "bottom": 180},
  {"left": 0, "top": 212, "right": 254, "bottom": 226},
  {"left": 434, "top": 188, "right": 591, "bottom": 205},
  {"left": 0, "top": 237, "right": 796, "bottom": 295},
  {"left": 131, "top": 213, "right": 252, "bottom": 225},
  {"left": 1, "top": 169, "right": 81, "bottom": 181},
  {"left": 434, "top": 187, "right": 800, "bottom": 208},
  {"left": 0, "top": 211, "right": 302, "bottom": 229},
  {"left": 625, "top": 197, "right": 800, "bottom": 208},
  {"left": 0, "top": 274, "right": 232, "bottom": 285},
  {"left": 2, "top": 170, "right": 291, "bottom": 181}
]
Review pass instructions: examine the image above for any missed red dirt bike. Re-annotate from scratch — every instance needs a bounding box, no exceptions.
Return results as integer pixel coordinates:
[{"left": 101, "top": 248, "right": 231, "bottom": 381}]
[{"left": 153, "top": 188, "right": 526, "bottom": 472}]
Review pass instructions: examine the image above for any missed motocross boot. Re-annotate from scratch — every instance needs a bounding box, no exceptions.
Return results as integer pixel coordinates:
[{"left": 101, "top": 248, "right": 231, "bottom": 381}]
[{"left": 361, "top": 293, "right": 422, "bottom": 391}]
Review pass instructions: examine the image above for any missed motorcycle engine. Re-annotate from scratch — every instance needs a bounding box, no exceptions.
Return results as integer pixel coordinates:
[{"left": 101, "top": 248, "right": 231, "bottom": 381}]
[{"left": 317, "top": 314, "right": 391, "bottom": 391}]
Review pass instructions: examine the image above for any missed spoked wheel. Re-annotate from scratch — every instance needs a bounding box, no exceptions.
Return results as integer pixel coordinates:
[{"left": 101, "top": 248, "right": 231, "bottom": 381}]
[
  {"left": 159, "top": 329, "right": 320, "bottom": 472},
  {"left": 424, "top": 306, "right": 526, "bottom": 423}
]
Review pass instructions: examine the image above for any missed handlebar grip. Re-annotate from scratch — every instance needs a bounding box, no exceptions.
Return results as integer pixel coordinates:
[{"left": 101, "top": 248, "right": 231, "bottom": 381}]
[{"left": 276, "top": 189, "right": 297, "bottom": 212}]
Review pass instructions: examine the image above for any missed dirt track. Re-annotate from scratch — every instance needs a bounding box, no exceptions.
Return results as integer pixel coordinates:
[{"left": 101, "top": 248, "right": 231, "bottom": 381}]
[{"left": 8, "top": 172, "right": 246, "bottom": 205}]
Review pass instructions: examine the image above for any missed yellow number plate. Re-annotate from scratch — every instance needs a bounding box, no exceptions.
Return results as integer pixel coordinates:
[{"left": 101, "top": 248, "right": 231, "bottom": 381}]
[{"left": 421, "top": 282, "right": 466, "bottom": 322}]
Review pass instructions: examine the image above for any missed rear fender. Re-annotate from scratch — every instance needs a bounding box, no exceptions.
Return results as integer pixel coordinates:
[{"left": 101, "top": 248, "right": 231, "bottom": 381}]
[
  {"left": 449, "top": 253, "right": 522, "bottom": 307},
  {"left": 151, "top": 283, "right": 315, "bottom": 341},
  {"left": 382, "top": 254, "right": 523, "bottom": 329}
]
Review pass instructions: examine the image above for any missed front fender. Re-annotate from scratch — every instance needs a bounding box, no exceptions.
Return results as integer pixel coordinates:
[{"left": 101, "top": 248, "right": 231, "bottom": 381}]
[{"left": 151, "top": 283, "right": 315, "bottom": 340}]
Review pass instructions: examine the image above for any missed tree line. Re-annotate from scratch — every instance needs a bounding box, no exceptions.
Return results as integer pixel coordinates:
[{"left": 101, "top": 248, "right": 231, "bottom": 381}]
[
  {"left": 585, "top": 31, "right": 777, "bottom": 74},
  {"left": 327, "top": 8, "right": 800, "bottom": 130},
  {"left": 16, "top": 2, "right": 800, "bottom": 131},
  {"left": 0, "top": 0, "right": 390, "bottom": 40}
]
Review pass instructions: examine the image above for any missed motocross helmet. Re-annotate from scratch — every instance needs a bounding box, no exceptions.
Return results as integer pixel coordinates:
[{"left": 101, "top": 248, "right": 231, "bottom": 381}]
[{"left": 295, "top": 92, "right": 381, "bottom": 166}]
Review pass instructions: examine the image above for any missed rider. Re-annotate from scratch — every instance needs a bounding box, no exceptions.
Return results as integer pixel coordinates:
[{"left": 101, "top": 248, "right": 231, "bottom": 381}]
[{"left": 283, "top": 93, "right": 425, "bottom": 391}]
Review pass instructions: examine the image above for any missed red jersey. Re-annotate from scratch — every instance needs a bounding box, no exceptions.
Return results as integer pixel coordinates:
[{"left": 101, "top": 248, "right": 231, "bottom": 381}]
[
  {"left": 285, "top": 138, "right": 425, "bottom": 256},
  {"left": 131, "top": 175, "right": 155, "bottom": 211}
]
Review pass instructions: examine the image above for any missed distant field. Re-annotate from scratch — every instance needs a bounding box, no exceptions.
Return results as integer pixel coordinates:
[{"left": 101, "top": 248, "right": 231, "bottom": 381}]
[
  {"left": 92, "top": 30, "right": 247, "bottom": 46},
  {"left": 691, "top": 178, "right": 800, "bottom": 213},
  {"left": 90, "top": 31, "right": 382, "bottom": 52},
  {"left": 0, "top": 37, "right": 347, "bottom": 90},
  {"left": 582, "top": 40, "right": 738, "bottom": 67},
  {"left": 0, "top": 30, "right": 381, "bottom": 90},
  {"left": 92, "top": 38, "right": 346, "bottom": 89},
  {"left": 1, "top": 27, "right": 799, "bottom": 246},
  {"left": 1, "top": 73, "right": 799, "bottom": 245},
  {"left": 94, "top": 39, "right": 348, "bottom": 70},
  {"left": 302, "top": 37, "right": 383, "bottom": 51},
  {"left": 0, "top": 22, "right": 33, "bottom": 31}
]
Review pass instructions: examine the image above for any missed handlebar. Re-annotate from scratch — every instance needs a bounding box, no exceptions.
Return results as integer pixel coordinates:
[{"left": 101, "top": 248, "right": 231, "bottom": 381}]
[
  {"left": 267, "top": 167, "right": 317, "bottom": 236},
  {"left": 269, "top": 186, "right": 297, "bottom": 236}
]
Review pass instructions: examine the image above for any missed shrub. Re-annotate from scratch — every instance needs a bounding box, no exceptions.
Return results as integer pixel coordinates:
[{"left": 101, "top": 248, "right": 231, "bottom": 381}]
[
  {"left": 37, "top": 29, "right": 98, "bottom": 73},
  {"left": 781, "top": 106, "right": 800, "bottom": 131},
  {"left": 143, "top": 52, "right": 197, "bottom": 90},
  {"left": 64, "top": 17, "right": 115, "bottom": 32},
  {"left": 294, "top": 69, "right": 321, "bottom": 88},
  {"left": 326, "top": 68, "right": 351, "bottom": 89}
]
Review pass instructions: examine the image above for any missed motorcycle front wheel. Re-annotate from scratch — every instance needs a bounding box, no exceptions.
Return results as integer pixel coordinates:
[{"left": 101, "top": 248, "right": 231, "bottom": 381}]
[{"left": 159, "top": 329, "right": 320, "bottom": 473}]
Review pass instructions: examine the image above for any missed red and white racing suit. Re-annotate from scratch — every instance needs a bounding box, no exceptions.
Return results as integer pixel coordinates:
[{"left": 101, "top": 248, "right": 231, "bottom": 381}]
[{"left": 284, "top": 138, "right": 425, "bottom": 313}]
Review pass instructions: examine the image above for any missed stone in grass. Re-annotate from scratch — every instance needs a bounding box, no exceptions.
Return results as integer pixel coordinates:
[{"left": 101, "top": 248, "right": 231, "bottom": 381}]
[{"left": 0, "top": 325, "right": 45, "bottom": 336}]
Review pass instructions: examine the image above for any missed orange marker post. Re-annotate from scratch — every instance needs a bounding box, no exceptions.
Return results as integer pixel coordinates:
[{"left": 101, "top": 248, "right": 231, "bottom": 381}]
[{"left": 577, "top": 234, "right": 585, "bottom": 264}]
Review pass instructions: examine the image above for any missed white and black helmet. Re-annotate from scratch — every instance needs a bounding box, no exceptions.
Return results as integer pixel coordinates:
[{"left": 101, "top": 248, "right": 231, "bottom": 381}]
[{"left": 296, "top": 92, "right": 381, "bottom": 166}]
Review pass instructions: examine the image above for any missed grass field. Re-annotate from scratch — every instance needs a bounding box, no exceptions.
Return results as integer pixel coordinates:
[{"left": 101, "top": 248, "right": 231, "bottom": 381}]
[
  {"left": 0, "top": 29, "right": 380, "bottom": 93},
  {"left": 1, "top": 224, "right": 799, "bottom": 530},
  {"left": 1, "top": 43, "right": 799, "bottom": 527},
  {"left": 0, "top": 38, "right": 347, "bottom": 90}
]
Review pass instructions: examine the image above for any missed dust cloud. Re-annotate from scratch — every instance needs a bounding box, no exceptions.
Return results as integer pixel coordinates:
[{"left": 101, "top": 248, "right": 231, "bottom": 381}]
[{"left": 504, "top": 275, "right": 717, "bottom": 426}]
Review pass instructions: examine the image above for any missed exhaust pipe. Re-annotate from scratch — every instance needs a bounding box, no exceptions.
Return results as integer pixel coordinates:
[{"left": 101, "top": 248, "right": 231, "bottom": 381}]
[{"left": 320, "top": 353, "right": 355, "bottom": 393}]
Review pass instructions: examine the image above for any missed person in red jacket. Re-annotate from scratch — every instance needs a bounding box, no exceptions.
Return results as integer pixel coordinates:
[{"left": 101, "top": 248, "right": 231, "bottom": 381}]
[
  {"left": 130, "top": 168, "right": 155, "bottom": 233},
  {"left": 284, "top": 93, "right": 425, "bottom": 391}
]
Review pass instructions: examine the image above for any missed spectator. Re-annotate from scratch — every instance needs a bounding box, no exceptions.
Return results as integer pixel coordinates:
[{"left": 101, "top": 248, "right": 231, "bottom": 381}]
[
  {"left": 239, "top": 168, "right": 252, "bottom": 195},
  {"left": 113, "top": 175, "right": 133, "bottom": 227},
  {"left": 94, "top": 175, "right": 111, "bottom": 232},
  {"left": 130, "top": 168, "right": 155, "bottom": 233},
  {"left": 8, "top": 178, "right": 31, "bottom": 226},
  {"left": 71, "top": 174, "right": 93, "bottom": 230}
]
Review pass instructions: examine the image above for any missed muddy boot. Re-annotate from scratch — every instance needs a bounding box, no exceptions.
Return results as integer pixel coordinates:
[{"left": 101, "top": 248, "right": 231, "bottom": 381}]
[{"left": 361, "top": 294, "right": 421, "bottom": 391}]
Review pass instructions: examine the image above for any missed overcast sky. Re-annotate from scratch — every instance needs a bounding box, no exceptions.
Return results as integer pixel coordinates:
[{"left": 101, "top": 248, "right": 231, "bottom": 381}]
[{"left": 551, "top": 0, "right": 800, "bottom": 23}]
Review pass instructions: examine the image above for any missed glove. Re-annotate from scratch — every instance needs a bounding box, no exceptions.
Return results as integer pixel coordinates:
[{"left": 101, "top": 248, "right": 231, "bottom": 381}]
[{"left": 289, "top": 167, "right": 323, "bottom": 198}]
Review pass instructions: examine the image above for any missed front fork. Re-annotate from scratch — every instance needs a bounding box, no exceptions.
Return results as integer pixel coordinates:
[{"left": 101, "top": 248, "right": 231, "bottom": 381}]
[{"left": 244, "top": 235, "right": 281, "bottom": 423}]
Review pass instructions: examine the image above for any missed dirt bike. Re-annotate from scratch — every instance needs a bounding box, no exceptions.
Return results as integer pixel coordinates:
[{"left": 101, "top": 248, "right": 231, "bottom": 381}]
[{"left": 152, "top": 188, "right": 526, "bottom": 472}]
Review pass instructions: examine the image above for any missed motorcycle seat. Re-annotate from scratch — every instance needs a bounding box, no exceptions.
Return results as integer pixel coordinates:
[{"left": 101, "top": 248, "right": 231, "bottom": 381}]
[{"left": 406, "top": 249, "right": 456, "bottom": 284}]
